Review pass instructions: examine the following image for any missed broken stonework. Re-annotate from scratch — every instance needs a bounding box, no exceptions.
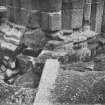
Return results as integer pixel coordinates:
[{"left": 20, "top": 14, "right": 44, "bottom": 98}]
[
  {"left": 14, "top": 70, "right": 40, "bottom": 88},
  {"left": 23, "top": 28, "right": 47, "bottom": 53},
  {"left": 16, "top": 55, "right": 33, "bottom": 73},
  {"left": 0, "top": 79, "right": 37, "bottom": 105}
]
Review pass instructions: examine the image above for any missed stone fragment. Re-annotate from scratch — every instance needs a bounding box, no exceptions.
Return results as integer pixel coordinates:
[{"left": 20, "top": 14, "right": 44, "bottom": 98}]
[{"left": 14, "top": 71, "right": 40, "bottom": 88}]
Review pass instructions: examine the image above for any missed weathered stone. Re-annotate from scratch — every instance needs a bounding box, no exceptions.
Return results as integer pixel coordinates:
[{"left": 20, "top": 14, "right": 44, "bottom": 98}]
[
  {"left": 50, "top": 70, "right": 105, "bottom": 104},
  {"left": 20, "top": 9, "right": 30, "bottom": 26},
  {"left": 17, "top": 54, "right": 33, "bottom": 73},
  {"left": 6, "top": 6, "right": 15, "bottom": 22},
  {"left": 23, "top": 28, "right": 47, "bottom": 53},
  {"left": 71, "top": 9, "right": 83, "bottom": 29},
  {"left": 27, "top": 10, "right": 41, "bottom": 29},
  {"left": 21, "top": 0, "right": 32, "bottom": 10},
  {"left": 44, "top": 40, "right": 63, "bottom": 51},
  {"left": 41, "top": 11, "right": 62, "bottom": 31},
  {"left": 31, "top": 0, "right": 40, "bottom": 10},
  {"left": 39, "top": 0, "right": 62, "bottom": 12},
  {"left": 95, "top": 0, "right": 104, "bottom": 33},
  {"left": 14, "top": 71, "right": 40, "bottom": 88},
  {"left": 13, "top": 0, "right": 21, "bottom": 7},
  {"left": 46, "top": 31, "right": 63, "bottom": 41},
  {"left": 14, "top": 8, "right": 21, "bottom": 24},
  {"left": 83, "top": 0, "right": 92, "bottom": 22}
]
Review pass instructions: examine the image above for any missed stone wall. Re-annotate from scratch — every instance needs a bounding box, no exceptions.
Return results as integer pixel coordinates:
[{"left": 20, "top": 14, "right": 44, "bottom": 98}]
[{"left": 5, "top": 0, "right": 105, "bottom": 33}]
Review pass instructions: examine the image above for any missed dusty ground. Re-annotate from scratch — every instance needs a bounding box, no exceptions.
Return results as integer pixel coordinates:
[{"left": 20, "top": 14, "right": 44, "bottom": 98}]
[
  {"left": 0, "top": 80, "right": 37, "bottom": 105},
  {"left": 49, "top": 54, "right": 105, "bottom": 104}
]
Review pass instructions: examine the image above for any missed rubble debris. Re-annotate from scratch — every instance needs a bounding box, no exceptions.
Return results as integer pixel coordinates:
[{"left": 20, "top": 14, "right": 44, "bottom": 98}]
[
  {"left": 23, "top": 28, "right": 47, "bottom": 56},
  {"left": 0, "top": 79, "right": 37, "bottom": 105},
  {"left": 17, "top": 54, "right": 33, "bottom": 74},
  {"left": 76, "top": 47, "right": 91, "bottom": 61},
  {"left": 46, "top": 31, "right": 64, "bottom": 41},
  {"left": 14, "top": 70, "right": 40, "bottom": 88},
  {"left": 94, "top": 54, "right": 105, "bottom": 71},
  {"left": 50, "top": 70, "right": 105, "bottom": 104},
  {"left": 61, "top": 61, "right": 94, "bottom": 72}
]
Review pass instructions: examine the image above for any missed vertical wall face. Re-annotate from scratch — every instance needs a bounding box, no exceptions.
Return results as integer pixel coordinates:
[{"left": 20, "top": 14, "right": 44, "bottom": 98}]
[
  {"left": 90, "top": 0, "right": 97, "bottom": 31},
  {"left": 6, "top": 0, "right": 42, "bottom": 27},
  {"left": 6, "top": 0, "right": 105, "bottom": 33},
  {"left": 90, "top": 0, "right": 104, "bottom": 33},
  {"left": 40, "top": 0, "right": 62, "bottom": 32},
  {"left": 39, "top": 0, "right": 62, "bottom": 12},
  {"left": 62, "top": 0, "right": 84, "bottom": 30},
  {"left": 6, "top": 0, "right": 62, "bottom": 31},
  {"left": 95, "top": 0, "right": 104, "bottom": 33},
  {"left": 101, "top": 1, "right": 105, "bottom": 33},
  {"left": 84, "top": 0, "right": 92, "bottom": 23},
  {"left": 0, "top": 0, "right": 6, "bottom": 6}
]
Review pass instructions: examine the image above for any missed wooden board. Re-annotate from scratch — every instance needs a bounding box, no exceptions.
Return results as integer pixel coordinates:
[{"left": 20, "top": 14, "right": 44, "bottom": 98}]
[{"left": 34, "top": 59, "right": 60, "bottom": 105}]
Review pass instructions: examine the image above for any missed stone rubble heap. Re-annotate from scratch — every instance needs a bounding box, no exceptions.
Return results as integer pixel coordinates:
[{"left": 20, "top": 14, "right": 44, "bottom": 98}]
[{"left": 0, "top": 18, "right": 105, "bottom": 105}]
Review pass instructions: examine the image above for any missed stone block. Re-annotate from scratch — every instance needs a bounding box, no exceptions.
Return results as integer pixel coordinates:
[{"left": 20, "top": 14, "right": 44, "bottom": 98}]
[
  {"left": 39, "top": 0, "right": 62, "bottom": 12},
  {"left": 20, "top": 9, "right": 29, "bottom": 26},
  {"left": 6, "top": 0, "right": 13, "bottom": 6},
  {"left": 31, "top": 0, "right": 40, "bottom": 10},
  {"left": 72, "top": 0, "right": 84, "bottom": 9},
  {"left": 41, "top": 11, "right": 62, "bottom": 31},
  {"left": 16, "top": 54, "right": 33, "bottom": 73},
  {"left": 7, "top": 7, "right": 15, "bottom": 22},
  {"left": 14, "top": 8, "right": 21, "bottom": 24},
  {"left": 13, "top": 0, "right": 21, "bottom": 7},
  {"left": 14, "top": 71, "right": 40, "bottom": 88},
  {"left": 71, "top": 9, "right": 83, "bottom": 29},
  {"left": 27, "top": 10, "right": 41, "bottom": 29},
  {"left": 21, "top": 0, "right": 32, "bottom": 10},
  {"left": 23, "top": 28, "right": 47, "bottom": 51}
]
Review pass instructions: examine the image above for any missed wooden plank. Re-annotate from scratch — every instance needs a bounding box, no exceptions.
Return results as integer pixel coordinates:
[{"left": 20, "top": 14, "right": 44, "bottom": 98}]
[
  {"left": 34, "top": 59, "right": 60, "bottom": 105},
  {"left": 62, "top": 0, "right": 84, "bottom": 30}
]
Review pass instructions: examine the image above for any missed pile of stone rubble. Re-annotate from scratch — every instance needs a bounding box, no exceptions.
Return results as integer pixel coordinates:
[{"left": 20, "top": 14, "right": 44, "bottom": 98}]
[{"left": 0, "top": 19, "right": 105, "bottom": 104}]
